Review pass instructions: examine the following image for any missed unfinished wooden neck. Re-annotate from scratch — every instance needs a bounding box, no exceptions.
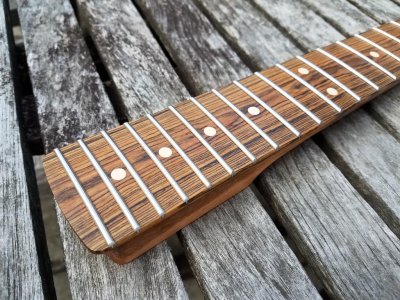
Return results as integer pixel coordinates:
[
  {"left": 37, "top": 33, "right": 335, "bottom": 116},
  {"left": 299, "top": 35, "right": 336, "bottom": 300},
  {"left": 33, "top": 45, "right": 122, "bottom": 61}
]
[{"left": 43, "top": 21, "right": 400, "bottom": 264}]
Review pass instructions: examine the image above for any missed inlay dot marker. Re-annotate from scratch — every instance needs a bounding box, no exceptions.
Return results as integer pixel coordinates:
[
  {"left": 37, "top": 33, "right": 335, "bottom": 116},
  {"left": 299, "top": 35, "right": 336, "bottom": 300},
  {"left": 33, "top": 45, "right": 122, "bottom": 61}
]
[
  {"left": 327, "top": 87, "right": 339, "bottom": 96},
  {"left": 298, "top": 67, "right": 309, "bottom": 75},
  {"left": 203, "top": 126, "right": 216, "bottom": 137},
  {"left": 248, "top": 106, "right": 260, "bottom": 115},
  {"left": 111, "top": 168, "right": 126, "bottom": 181},
  {"left": 369, "top": 51, "right": 380, "bottom": 58},
  {"left": 159, "top": 147, "right": 172, "bottom": 158}
]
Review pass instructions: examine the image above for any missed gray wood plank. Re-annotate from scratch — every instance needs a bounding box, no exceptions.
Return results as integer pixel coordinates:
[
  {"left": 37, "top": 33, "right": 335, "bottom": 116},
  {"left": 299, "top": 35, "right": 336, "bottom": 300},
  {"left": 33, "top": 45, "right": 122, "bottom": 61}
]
[
  {"left": 321, "top": 111, "right": 400, "bottom": 236},
  {"left": 251, "top": 0, "right": 343, "bottom": 50},
  {"left": 345, "top": 0, "right": 400, "bottom": 23},
  {"left": 0, "top": 1, "right": 49, "bottom": 298},
  {"left": 81, "top": 0, "right": 321, "bottom": 298},
  {"left": 256, "top": 141, "right": 400, "bottom": 299},
  {"left": 193, "top": 0, "right": 301, "bottom": 71},
  {"left": 195, "top": 0, "right": 400, "bottom": 297},
  {"left": 76, "top": 0, "right": 188, "bottom": 120},
  {"left": 301, "top": 0, "right": 377, "bottom": 34},
  {"left": 15, "top": 0, "right": 188, "bottom": 299}
]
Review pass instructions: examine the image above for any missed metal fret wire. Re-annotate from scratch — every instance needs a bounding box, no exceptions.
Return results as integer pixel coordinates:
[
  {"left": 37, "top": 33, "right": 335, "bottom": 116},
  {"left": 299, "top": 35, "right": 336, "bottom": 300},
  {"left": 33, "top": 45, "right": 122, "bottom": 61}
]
[
  {"left": 276, "top": 64, "right": 342, "bottom": 112},
  {"left": 373, "top": 28, "right": 400, "bottom": 44},
  {"left": 147, "top": 114, "right": 212, "bottom": 188},
  {"left": 212, "top": 89, "right": 279, "bottom": 149},
  {"left": 233, "top": 80, "right": 301, "bottom": 136},
  {"left": 100, "top": 130, "right": 165, "bottom": 216},
  {"left": 390, "top": 21, "right": 400, "bottom": 27},
  {"left": 296, "top": 56, "right": 361, "bottom": 101},
  {"left": 355, "top": 34, "right": 400, "bottom": 62},
  {"left": 255, "top": 71, "right": 322, "bottom": 124},
  {"left": 336, "top": 41, "right": 396, "bottom": 80},
  {"left": 316, "top": 48, "right": 379, "bottom": 90},
  {"left": 54, "top": 148, "right": 115, "bottom": 247},
  {"left": 78, "top": 139, "right": 141, "bottom": 231},
  {"left": 190, "top": 97, "right": 256, "bottom": 162},
  {"left": 168, "top": 106, "right": 234, "bottom": 175},
  {"left": 124, "top": 122, "right": 189, "bottom": 202}
]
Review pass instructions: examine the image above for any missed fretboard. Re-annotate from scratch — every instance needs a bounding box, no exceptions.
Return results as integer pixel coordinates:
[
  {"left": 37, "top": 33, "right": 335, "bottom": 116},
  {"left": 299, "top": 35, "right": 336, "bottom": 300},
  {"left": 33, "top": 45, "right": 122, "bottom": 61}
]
[{"left": 43, "top": 20, "right": 400, "bottom": 262}]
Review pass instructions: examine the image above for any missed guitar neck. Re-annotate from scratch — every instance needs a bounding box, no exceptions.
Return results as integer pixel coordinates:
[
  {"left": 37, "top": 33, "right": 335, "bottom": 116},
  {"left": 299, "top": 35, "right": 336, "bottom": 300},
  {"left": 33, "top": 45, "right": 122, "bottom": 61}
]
[{"left": 43, "top": 20, "right": 400, "bottom": 263}]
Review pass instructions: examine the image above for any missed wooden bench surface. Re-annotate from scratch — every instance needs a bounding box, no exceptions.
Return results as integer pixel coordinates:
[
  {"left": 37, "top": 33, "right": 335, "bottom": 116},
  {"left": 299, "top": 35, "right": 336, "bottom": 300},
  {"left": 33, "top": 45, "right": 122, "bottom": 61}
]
[{"left": 1, "top": 0, "right": 400, "bottom": 299}]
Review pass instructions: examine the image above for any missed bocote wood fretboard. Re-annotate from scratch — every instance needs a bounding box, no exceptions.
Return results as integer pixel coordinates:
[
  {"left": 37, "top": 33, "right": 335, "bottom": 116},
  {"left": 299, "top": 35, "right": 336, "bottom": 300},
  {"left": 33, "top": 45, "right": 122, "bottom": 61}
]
[{"left": 44, "top": 20, "right": 400, "bottom": 264}]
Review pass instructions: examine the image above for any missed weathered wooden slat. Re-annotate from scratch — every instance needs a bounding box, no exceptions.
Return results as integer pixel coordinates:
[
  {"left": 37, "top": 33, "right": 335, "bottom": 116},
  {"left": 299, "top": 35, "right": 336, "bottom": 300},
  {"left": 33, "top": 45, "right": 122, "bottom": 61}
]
[
  {"left": 79, "top": 0, "right": 322, "bottom": 297},
  {"left": 194, "top": 0, "right": 400, "bottom": 297},
  {"left": 290, "top": 1, "right": 400, "bottom": 235},
  {"left": 76, "top": 0, "right": 188, "bottom": 120},
  {"left": 301, "top": 0, "right": 376, "bottom": 34},
  {"left": 193, "top": 0, "right": 301, "bottom": 70},
  {"left": 251, "top": 0, "right": 343, "bottom": 50},
  {"left": 256, "top": 141, "right": 400, "bottom": 299},
  {"left": 0, "top": 1, "right": 52, "bottom": 298},
  {"left": 321, "top": 110, "right": 400, "bottom": 235},
  {"left": 16, "top": 0, "right": 187, "bottom": 298},
  {"left": 344, "top": 0, "right": 400, "bottom": 23}
]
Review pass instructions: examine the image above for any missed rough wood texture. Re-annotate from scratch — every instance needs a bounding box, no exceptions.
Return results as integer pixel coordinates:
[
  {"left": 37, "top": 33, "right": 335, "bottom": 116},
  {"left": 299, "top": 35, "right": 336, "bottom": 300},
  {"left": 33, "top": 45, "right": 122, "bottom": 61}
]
[
  {"left": 301, "top": 0, "right": 376, "bottom": 35},
  {"left": 345, "top": 0, "right": 400, "bottom": 23},
  {"left": 16, "top": 0, "right": 187, "bottom": 298},
  {"left": 322, "top": 110, "right": 400, "bottom": 236},
  {"left": 181, "top": 188, "right": 320, "bottom": 299},
  {"left": 196, "top": 1, "right": 398, "bottom": 298},
  {"left": 0, "top": 1, "right": 49, "bottom": 298},
  {"left": 193, "top": 0, "right": 301, "bottom": 70},
  {"left": 76, "top": 0, "right": 188, "bottom": 120},
  {"left": 256, "top": 141, "right": 400, "bottom": 299}
]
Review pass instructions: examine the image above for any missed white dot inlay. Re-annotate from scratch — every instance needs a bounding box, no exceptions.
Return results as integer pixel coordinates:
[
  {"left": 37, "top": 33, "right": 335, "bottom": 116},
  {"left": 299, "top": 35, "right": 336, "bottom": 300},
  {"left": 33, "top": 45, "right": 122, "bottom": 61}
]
[
  {"left": 203, "top": 126, "right": 216, "bottom": 137},
  {"left": 159, "top": 147, "right": 172, "bottom": 158},
  {"left": 111, "top": 168, "right": 126, "bottom": 181},
  {"left": 327, "top": 87, "right": 339, "bottom": 96},
  {"left": 247, "top": 106, "right": 260, "bottom": 116},
  {"left": 369, "top": 51, "right": 380, "bottom": 58},
  {"left": 298, "top": 67, "right": 309, "bottom": 75}
]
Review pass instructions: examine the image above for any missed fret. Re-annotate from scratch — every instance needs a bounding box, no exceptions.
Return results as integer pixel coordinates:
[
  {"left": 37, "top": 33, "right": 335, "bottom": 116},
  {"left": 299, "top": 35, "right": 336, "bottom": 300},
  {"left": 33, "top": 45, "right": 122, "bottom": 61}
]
[
  {"left": 212, "top": 88, "right": 279, "bottom": 149},
  {"left": 54, "top": 148, "right": 115, "bottom": 247},
  {"left": 168, "top": 106, "right": 234, "bottom": 175},
  {"left": 355, "top": 35, "right": 400, "bottom": 63},
  {"left": 373, "top": 28, "right": 400, "bottom": 44},
  {"left": 296, "top": 56, "right": 361, "bottom": 101},
  {"left": 100, "top": 130, "right": 165, "bottom": 217},
  {"left": 190, "top": 97, "right": 257, "bottom": 163},
  {"left": 233, "top": 80, "right": 301, "bottom": 137},
  {"left": 255, "top": 71, "right": 322, "bottom": 124},
  {"left": 147, "top": 114, "right": 212, "bottom": 188},
  {"left": 336, "top": 41, "right": 397, "bottom": 80},
  {"left": 77, "top": 139, "right": 141, "bottom": 232},
  {"left": 276, "top": 63, "right": 342, "bottom": 112},
  {"left": 123, "top": 122, "right": 188, "bottom": 202},
  {"left": 316, "top": 48, "right": 380, "bottom": 90},
  {"left": 390, "top": 21, "right": 400, "bottom": 28}
]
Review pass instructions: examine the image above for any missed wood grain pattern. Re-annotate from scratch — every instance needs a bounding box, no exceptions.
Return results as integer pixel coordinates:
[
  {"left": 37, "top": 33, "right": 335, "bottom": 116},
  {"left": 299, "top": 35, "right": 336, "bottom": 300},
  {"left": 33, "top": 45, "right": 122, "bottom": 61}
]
[
  {"left": 44, "top": 17, "right": 400, "bottom": 259},
  {"left": 0, "top": 1, "right": 51, "bottom": 298},
  {"left": 15, "top": 0, "right": 188, "bottom": 298}
]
